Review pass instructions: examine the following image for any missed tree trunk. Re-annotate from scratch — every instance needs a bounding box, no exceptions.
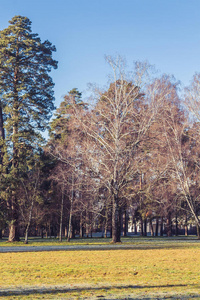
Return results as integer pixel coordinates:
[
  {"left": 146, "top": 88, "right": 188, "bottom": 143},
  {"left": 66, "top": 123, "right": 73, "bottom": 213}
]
[
  {"left": 67, "top": 210, "right": 72, "bottom": 241},
  {"left": 0, "top": 101, "right": 5, "bottom": 164},
  {"left": 0, "top": 102, "right": 5, "bottom": 242},
  {"left": 111, "top": 164, "right": 121, "bottom": 243},
  {"left": 150, "top": 219, "right": 154, "bottom": 236},
  {"left": 85, "top": 208, "right": 89, "bottom": 238},
  {"left": 45, "top": 225, "right": 48, "bottom": 238},
  {"left": 175, "top": 214, "right": 178, "bottom": 236},
  {"left": 144, "top": 219, "right": 147, "bottom": 236},
  {"left": 155, "top": 217, "right": 159, "bottom": 237},
  {"left": 112, "top": 195, "right": 121, "bottom": 243},
  {"left": 8, "top": 223, "right": 20, "bottom": 242},
  {"left": 24, "top": 196, "right": 35, "bottom": 244},
  {"left": 8, "top": 71, "right": 20, "bottom": 242},
  {"left": 49, "top": 223, "right": 51, "bottom": 238},
  {"left": 110, "top": 224, "right": 112, "bottom": 238},
  {"left": 41, "top": 227, "right": 44, "bottom": 239},
  {"left": 104, "top": 206, "right": 108, "bottom": 238},
  {"left": 184, "top": 214, "right": 188, "bottom": 236},
  {"left": 196, "top": 224, "right": 200, "bottom": 239},
  {"left": 59, "top": 185, "right": 64, "bottom": 242},
  {"left": 53, "top": 225, "right": 57, "bottom": 238},
  {"left": 90, "top": 224, "right": 93, "bottom": 238},
  {"left": 134, "top": 220, "right": 137, "bottom": 235},
  {"left": 8, "top": 110, "right": 19, "bottom": 237},
  {"left": 24, "top": 226, "right": 29, "bottom": 244},
  {"left": 71, "top": 222, "right": 75, "bottom": 239},
  {"left": 8, "top": 196, "right": 20, "bottom": 242},
  {"left": 110, "top": 205, "right": 112, "bottom": 238},
  {"left": 160, "top": 217, "right": 163, "bottom": 236},
  {"left": 104, "top": 222, "right": 108, "bottom": 238},
  {"left": 185, "top": 224, "right": 188, "bottom": 236},
  {"left": 67, "top": 174, "right": 74, "bottom": 242},
  {"left": 122, "top": 209, "right": 127, "bottom": 237},
  {"left": 0, "top": 102, "right": 5, "bottom": 140},
  {"left": 101, "top": 220, "right": 104, "bottom": 238},
  {"left": 79, "top": 212, "right": 83, "bottom": 238},
  {"left": 166, "top": 213, "right": 172, "bottom": 237},
  {"left": 63, "top": 226, "right": 67, "bottom": 238},
  {"left": 140, "top": 217, "right": 144, "bottom": 236}
]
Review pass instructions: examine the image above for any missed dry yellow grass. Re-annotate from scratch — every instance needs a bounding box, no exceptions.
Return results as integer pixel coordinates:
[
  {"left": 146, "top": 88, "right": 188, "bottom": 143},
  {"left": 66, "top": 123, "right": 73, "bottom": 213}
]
[{"left": 0, "top": 247, "right": 200, "bottom": 298}]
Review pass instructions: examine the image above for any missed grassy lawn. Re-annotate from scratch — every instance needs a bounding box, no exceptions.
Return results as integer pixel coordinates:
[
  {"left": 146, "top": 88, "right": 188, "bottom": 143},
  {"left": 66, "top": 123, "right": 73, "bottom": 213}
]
[
  {"left": 0, "top": 237, "right": 200, "bottom": 299},
  {"left": 0, "top": 235, "right": 200, "bottom": 247}
]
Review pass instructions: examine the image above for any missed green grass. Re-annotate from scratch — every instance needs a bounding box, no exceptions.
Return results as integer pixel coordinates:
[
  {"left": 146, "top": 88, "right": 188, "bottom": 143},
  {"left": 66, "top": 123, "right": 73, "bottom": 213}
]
[
  {"left": 0, "top": 234, "right": 200, "bottom": 247},
  {"left": 0, "top": 236, "right": 114, "bottom": 246},
  {"left": 1, "top": 237, "right": 200, "bottom": 299}
]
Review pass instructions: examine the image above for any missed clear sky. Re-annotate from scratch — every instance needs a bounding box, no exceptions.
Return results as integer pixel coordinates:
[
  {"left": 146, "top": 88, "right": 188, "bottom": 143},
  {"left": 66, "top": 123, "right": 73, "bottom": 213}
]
[{"left": 1, "top": 0, "right": 200, "bottom": 108}]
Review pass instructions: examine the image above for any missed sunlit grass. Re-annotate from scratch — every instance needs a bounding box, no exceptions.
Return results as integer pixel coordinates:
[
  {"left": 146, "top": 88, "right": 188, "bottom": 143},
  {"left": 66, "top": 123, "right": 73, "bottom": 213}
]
[
  {"left": 1, "top": 242, "right": 200, "bottom": 298},
  {"left": 0, "top": 235, "right": 200, "bottom": 247},
  {"left": 0, "top": 236, "right": 113, "bottom": 247}
]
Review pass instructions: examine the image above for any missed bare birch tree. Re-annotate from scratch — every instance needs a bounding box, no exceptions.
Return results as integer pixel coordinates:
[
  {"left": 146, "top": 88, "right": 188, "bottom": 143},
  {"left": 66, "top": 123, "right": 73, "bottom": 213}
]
[
  {"left": 157, "top": 75, "right": 200, "bottom": 237},
  {"left": 73, "top": 57, "right": 169, "bottom": 242}
]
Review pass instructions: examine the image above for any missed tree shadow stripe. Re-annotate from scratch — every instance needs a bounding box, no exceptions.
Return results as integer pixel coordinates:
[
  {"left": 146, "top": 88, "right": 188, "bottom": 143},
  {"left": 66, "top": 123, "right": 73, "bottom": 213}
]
[{"left": 0, "top": 283, "right": 197, "bottom": 297}]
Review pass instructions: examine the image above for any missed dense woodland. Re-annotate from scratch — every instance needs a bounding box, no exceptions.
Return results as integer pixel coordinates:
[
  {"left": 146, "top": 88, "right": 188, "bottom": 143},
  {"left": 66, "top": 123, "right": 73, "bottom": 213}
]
[{"left": 1, "top": 16, "right": 200, "bottom": 243}]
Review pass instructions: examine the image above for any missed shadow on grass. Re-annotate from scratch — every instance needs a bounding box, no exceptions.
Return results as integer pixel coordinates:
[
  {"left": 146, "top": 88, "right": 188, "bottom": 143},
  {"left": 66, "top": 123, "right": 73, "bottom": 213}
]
[
  {"left": 0, "top": 284, "right": 199, "bottom": 298},
  {"left": 0, "top": 244, "right": 199, "bottom": 253},
  {"left": 1, "top": 235, "right": 200, "bottom": 252}
]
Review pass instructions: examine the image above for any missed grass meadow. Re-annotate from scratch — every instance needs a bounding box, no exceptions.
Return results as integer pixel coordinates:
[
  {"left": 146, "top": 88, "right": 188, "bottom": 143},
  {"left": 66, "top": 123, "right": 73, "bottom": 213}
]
[{"left": 0, "top": 237, "right": 200, "bottom": 299}]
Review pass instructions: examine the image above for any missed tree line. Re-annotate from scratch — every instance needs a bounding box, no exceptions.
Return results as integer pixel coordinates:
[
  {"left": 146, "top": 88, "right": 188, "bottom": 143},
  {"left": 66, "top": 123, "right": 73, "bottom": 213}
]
[{"left": 1, "top": 16, "right": 200, "bottom": 243}]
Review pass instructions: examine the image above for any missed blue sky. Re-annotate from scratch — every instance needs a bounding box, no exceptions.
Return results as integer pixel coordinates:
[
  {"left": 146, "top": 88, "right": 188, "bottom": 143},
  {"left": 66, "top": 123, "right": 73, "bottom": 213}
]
[{"left": 1, "top": 0, "right": 200, "bottom": 109}]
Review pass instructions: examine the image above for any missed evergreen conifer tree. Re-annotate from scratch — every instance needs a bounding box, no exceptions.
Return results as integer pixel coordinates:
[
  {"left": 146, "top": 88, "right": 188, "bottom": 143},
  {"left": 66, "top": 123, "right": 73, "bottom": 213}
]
[
  {"left": 0, "top": 16, "right": 57, "bottom": 241},
  {"left": 49, "top": 88, "right": 85, "bottom": 143}
]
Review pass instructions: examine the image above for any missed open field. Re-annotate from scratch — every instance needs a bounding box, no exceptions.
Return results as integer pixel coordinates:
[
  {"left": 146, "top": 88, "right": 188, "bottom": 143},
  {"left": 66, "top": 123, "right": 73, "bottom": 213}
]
[{"left": 0, "top": 237, "right": 200, "bottom": 299}]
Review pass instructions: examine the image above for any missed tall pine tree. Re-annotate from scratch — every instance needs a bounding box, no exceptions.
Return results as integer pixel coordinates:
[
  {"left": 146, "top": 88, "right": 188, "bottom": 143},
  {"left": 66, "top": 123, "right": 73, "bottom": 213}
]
[{"left": 0, "top": 16, "right": 57, "bottom": 241}]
